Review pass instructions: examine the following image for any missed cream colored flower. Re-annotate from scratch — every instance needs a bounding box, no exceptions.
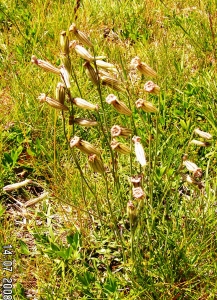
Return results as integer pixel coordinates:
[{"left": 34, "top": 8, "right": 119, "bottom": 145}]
[
  {"left": 31, "top": 55, "right": 60, "bottom": 74},
  {"left": 132, "top": 136, "right": 147, "bottom": 167},
  {"left": 100, "top": 75, "right": 125, "bottom": 92},
  {"left": 70, "top": 136, "right": 100, "bottom": 155},
  {"left": 194, "top": 128, "right": 212, "bottom": 140},
  {"left": 72, "top": 97, "right": 98, "bottom": 111},
  {"left": 60, "top": 66, "right": 71, "bottom": 88},
  {"left": 130, "top": 56, "right": 157, "bottom": 77},
  {"left": 132, "top": 187, "right": 145, "bottom": 199},
  {"left": 106, "top": 94, "right": 132, "bottom": 116},
  {"left": 110, "top": 140, "right": 131, "bottom": 154},
  {"left": 88, "top": 154, "right": 105, "bottom": 174},
  {"left": 144, "top": 81, "right": 160, "bottom": 94},
  {"left": 83, "top": 61, "right": 99, "bottom": 85},
  {"left": 70, "top": 40, "right": 94, "bottom": 61},
  {"left": 73, "top": 118, "right": 98, "bottom": 127},
  {"left": 111, "top": 125, "right": 132, "bottom": 137},
  {"left": 38, "top": 93, "right": 69, "bottom": 111},
  {"left": 69, "top": 23, "right": 93, "bottom": 47},
  {"left": 135, "top": 98, "right": 158, "bottom": 113},
  {"left": 189, "top": 140, "right": 210, "bottom": 147},
  {"left": 182, "top": 155, "right": 202, "bottom": 178}
]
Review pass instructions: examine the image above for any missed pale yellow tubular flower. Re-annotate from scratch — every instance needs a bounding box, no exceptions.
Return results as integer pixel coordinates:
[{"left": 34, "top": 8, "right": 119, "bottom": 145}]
[
  {"left": 111, "top": 125, "right": 132, "bottom": 137},
  {"left": 194, "top": 128, "right": 212, "bottom": 140},
  {"left": 60, "top": 31, "right": 69, "bottom": 55},
  {"left": 182, "top": 156, "right": 202, "bottom": 178},
  {"left": 106, "top": 94, "right": 132, "bottom": 116},
  {"left": 135, "top": 98, "right": 158, "bottom": 113},
  {"left": 60, "top": 66, "right": 71, "bottom": 88},
  {"left": 83, "top": 61, "right": 99, "bottom": 85},
  {"left": 69, "top": 23, "right": 93, "bottom": 47},
  {"left": 70, "top": 136, "right": 101, "bottom": 155},
  {"left": 132, "top": 187, "right": 145, "bottom": 199},
  {"left": 3, "top": 179, "right": 32, "bottom": 192},
  {"left": 73, "top": 118, "right": 98, "bottom": 127},
  {"left": 110, "top": 139, "right": 131, "bottom": 154},
  {"left": 72, "top": 97, "right": 98, "bottom": 111},
  {"left": 31, "top": 55, "right": 60, "bottom": 75},
  {"left": 189, "top": 139, "right": 210, "bottom": 147},
  {"left": 38, "top": 93, "right": 69, "bottom": 111},
  {"left": 130, "top": 56, "right": 157, "bottom": 77},
  {"left": 144, "top": 81, "right": 160, "bottom": 95},
  {"left": 56, "top": 82, "right": 66, "bottom": 104},
  {"left": 132, "top": 136, "right": 147, "bottom": 167},
  {"left": 95, "top": 60, "right": 118, "bottom": 73},
  {"left": 88, "top": 154, "right": 105, "bottom": 174},
  {"left": 100, "top": 75, "right": 125, "bottom": 92}
]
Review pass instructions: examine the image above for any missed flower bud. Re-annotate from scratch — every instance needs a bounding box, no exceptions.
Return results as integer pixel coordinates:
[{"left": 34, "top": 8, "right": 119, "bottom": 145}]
[
  {"left": 95, "top": 60, "right": 118, "bottom": 73},
  {"left": 127, "top": 200, "right": 138, "bottom": 224},
  {"left": 100, "top": 75, "right": 125, "bottom": 92},
  {"left": 69, "top": 23, "right": 93, "bottom": 47},
  {"left": 132, "top": 136, "right": 147, "bottom": 167},
  {"left": 70, "top": 136, "right": 101, "bottom": 155},
  {"left": 73, "top": 118, "right": 98, "bottom": 127},
  {"left": 189, "top": 140, "right": 210, "bottom": 147},
  {"left": 130, "top": 56, "right": 157, "bottom": 77},
  {"left": 106, "top": 94, "right": 132, "bottom": 116},
  {"left": 72, "top": 97, "right": 98, "bottom": 111},
  {"left": 3, "top": 179, "right": 32, "bottom": 192},
  {"left": 111, "top": 125, "right": 132, "bottom": 137},
  {"left": 135, "top": 98, "right": 158, "bottom": 113},
  {"left": 31, "top": 55, "right": 60, "bottom": 75},
  {"left": 60, "top": 66, "right": 71, "bottom": 88},
  {"left": 69, "top": 40, "right": 94, "bottom": 61},
  {"left": 56, "top": 82, "right": 66, "bottom": 104},
  {"left": 182, "top": 155, "right": 202, "bottom": 178},
  {"left": 144, "top": 81, "right": 160, "bottom": 94},
  {"left": 88, "top": 154, "right": 105, "bottom": 174},
  {"left": 60, "top": 31, "right": 69, "bottom": 55},
  {"left": 194, "top": 128, "right": 212, "bottom": 140},
  {"left": 83, "top": 61, "right": 99, "bottom": 85},
  {"left": 60, "top": 53, "right": 71, "bottom": 74},
  {"left": 110, "top": 139, "right": 131, "bottom": 154},
  {"left": 38, "top": 93, "right": 69, "bottom": 111}
]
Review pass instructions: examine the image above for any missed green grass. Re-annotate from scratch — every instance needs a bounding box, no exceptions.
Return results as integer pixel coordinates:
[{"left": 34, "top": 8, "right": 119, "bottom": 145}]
[{"left": 1, "top": 0, "right": 217, "bottom": 299}]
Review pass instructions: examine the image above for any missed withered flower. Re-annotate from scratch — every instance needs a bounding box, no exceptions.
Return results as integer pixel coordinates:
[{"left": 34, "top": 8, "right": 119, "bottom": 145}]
[
  {"left": 3, "top": 179, "right": 32, "bottom": 192},
  {"left": 130, "top": 175, "right": 143, "bottom": 187}
]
